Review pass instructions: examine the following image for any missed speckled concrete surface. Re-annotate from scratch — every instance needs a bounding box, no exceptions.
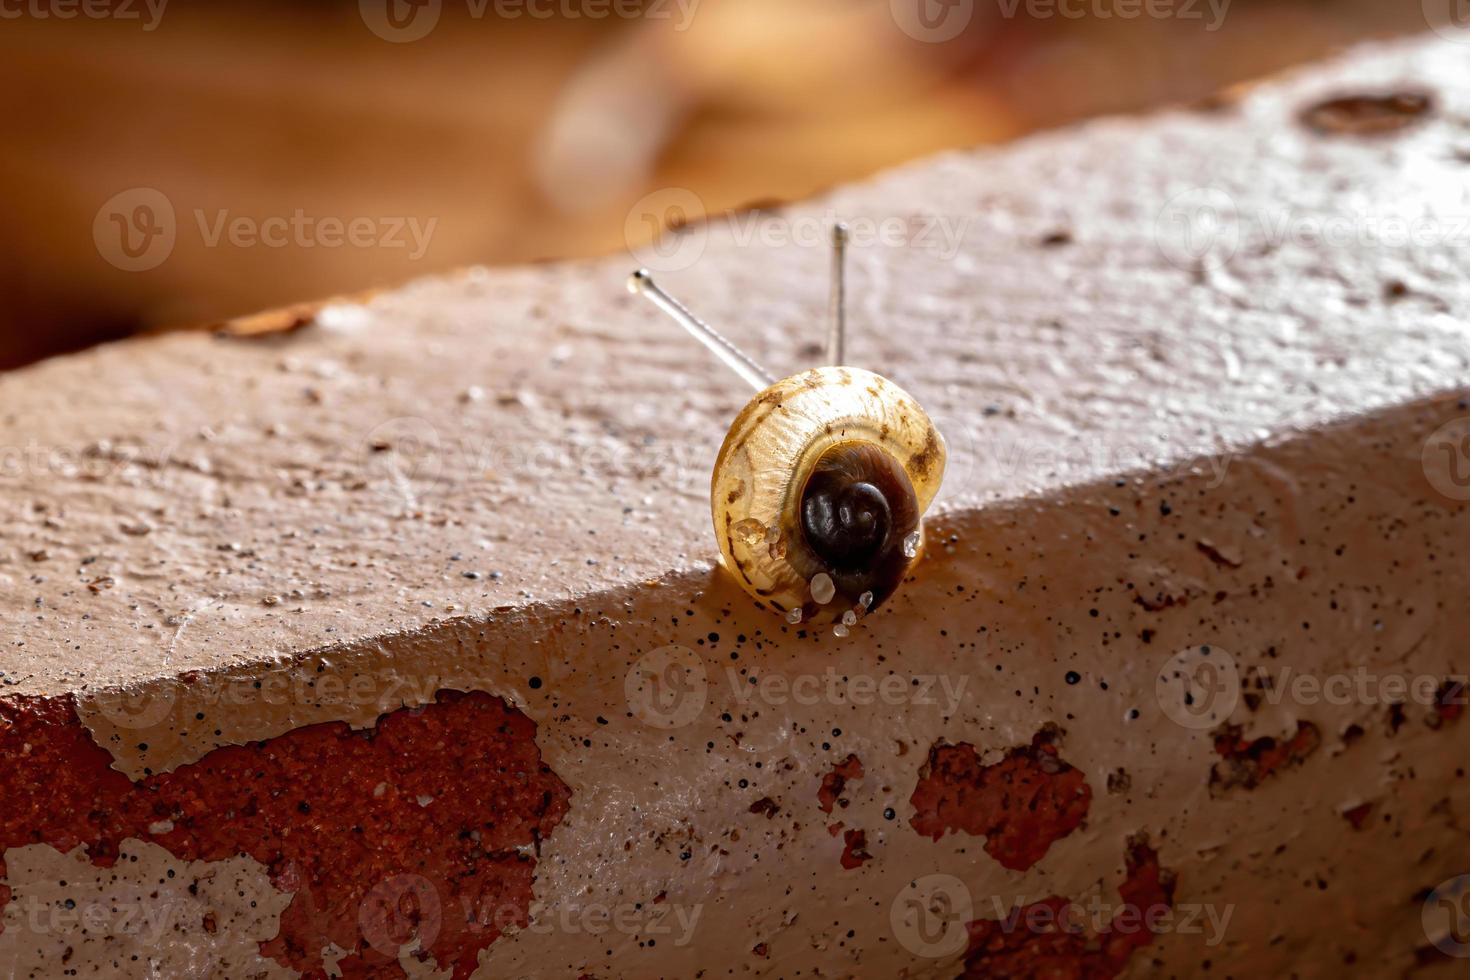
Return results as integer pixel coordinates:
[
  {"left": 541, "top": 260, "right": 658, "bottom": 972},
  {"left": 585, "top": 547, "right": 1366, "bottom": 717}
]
[{"left": 3, "top": 35, "right": 1470, "bottom": 980}]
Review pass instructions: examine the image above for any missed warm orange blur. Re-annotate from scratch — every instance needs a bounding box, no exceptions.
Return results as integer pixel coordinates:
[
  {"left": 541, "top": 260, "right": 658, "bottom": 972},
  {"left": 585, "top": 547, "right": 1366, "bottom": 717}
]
[{"left": 0, "top": 0, "right": 1424, "bottom": 368}]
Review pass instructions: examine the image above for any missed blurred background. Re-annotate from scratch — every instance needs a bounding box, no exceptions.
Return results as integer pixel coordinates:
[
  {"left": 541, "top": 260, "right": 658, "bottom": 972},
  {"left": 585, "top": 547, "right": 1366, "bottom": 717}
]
[{"left": 0, "top": 0, "right": 1428, "bottom": 369}]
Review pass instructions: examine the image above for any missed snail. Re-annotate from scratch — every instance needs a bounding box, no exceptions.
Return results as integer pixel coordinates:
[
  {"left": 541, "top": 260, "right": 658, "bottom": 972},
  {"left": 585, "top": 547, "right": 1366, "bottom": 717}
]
[{"left": 628, "top": 224, "right": 945, "bottom": 633}]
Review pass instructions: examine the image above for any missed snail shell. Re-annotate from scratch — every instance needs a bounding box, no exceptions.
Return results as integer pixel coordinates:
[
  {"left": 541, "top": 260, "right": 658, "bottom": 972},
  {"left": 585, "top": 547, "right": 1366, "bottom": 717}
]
[{"left": 712, "top": 366, "right": 946, "bottom": 624}]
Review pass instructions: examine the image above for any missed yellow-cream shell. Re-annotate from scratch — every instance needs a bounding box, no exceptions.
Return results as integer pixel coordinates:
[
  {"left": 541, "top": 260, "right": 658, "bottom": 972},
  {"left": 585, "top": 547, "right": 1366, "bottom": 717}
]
[{"left": 711, "top": 366, "right": 946, "bottom": 620}]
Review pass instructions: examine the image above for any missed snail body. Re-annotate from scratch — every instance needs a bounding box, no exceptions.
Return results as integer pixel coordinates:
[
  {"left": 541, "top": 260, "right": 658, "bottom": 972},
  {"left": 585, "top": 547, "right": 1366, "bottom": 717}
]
[
  {"left": 713, "top": 366, "right": 945, "bottom": 624},
  {"left": 628, "top": 225, "right": 946, "bottom": 630}
]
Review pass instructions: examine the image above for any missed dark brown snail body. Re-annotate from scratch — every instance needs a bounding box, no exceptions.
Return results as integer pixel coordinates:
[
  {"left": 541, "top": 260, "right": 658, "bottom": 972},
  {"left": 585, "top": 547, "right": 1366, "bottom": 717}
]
[
  {"left": 629, "top": 225, "right": 946, "bottom": 631},
  {"left": 711, "top": 366, "right": 944, "bottom": 626}
]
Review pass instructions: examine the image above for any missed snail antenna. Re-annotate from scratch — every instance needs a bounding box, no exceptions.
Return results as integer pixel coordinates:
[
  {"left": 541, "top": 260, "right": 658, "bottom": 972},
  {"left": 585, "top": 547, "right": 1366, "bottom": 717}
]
[
  {"left": 628, "top": 270, "right": 775, "bottom": 392},
  {"left": 827, "top": 222, "right": 848, "bottom": 366}
]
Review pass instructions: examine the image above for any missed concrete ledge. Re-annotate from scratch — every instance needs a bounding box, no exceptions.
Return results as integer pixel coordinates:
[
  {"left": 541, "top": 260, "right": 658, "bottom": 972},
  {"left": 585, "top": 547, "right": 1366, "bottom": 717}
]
[{"left": 4, "top": 35, "right": 1470, "bottom": 979}]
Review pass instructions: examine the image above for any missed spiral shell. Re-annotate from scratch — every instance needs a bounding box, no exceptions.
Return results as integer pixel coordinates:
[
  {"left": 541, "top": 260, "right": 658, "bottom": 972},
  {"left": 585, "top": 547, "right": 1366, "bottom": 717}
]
[{"left": 711, "top": 366, "right": 946, "bottom": 624}]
